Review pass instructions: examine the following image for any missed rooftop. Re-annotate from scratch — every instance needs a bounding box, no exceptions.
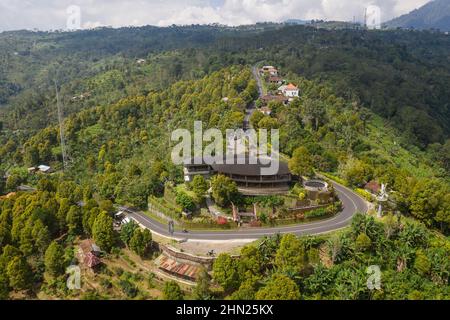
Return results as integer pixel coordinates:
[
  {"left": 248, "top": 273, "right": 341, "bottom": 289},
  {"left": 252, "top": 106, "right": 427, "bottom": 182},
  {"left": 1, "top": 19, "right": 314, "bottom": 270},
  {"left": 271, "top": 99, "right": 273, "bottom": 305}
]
[
  {"left": 38, "top": 165, "right": 51, "bottom": 172},
  {"left": 184, "top": 155, "right": 291, "bottom": 177},
  {"left": 285, "top": 83, "right": 298, "bottom": 90},
  {"left": 211, "top": 156, "right": 290, "bottom": 177},
  {"left": 156, "top": 255, "right": 200, "bottom": 281}
]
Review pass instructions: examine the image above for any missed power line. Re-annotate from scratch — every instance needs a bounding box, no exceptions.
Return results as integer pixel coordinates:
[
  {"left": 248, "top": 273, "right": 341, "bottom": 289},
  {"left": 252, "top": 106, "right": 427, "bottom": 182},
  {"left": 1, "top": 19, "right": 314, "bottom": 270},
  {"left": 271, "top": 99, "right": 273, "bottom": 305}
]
[{"left": 55, "top": 80, "right": 68, "bottom": 171}]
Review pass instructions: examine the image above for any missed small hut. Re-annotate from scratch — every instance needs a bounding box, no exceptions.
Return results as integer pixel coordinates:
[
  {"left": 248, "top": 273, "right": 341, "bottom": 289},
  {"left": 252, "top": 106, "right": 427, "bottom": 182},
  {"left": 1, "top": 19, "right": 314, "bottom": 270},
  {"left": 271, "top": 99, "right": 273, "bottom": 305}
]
[{"left": 84, "top": 252, "right": 102, "bottom": 269}]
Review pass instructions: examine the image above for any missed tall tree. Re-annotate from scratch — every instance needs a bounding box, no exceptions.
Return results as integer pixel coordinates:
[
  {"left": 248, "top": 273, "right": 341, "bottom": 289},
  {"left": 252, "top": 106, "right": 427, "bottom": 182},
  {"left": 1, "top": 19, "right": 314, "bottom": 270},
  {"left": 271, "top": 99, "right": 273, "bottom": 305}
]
[
  {"left": 193, "top": 267, "right": 211, "bottom": 300},
  {"left": 120, "top": 221, "right": 138, "bottom": 246},
  {"left": 44, "top": 241, "right": 65, "bottom": 277},
  {"left": 129, "top": 228, "right": 152, "bottom": 257},
  {"left": 255, "top": 274, "right": 300, "bottom": 300},
  {"left": 191, "top": 175, "right": 209, "bottom": 199},
  {"left": 213, "top": 253, "right": 240, "bottom": 292},
  {"left": 66, "top": 206, "right": 82, "bottom": 235},
  {"left": 211, "top": 175, "right": 239, "bottom": 207},
  {"left": 6, "top": 256, "right": 32, "bottom": 291},
  {"left": 289, "top": 147, "right": 314, "bottom": 177},
  {"left": 163, "top": 281, "right": 184, "bottom": 300},
  {"left": 275, "top": 234, "right": 306, "bottom": 274},
  {"left": 92, "top": 211, "right": 115, "bottom": 252}
]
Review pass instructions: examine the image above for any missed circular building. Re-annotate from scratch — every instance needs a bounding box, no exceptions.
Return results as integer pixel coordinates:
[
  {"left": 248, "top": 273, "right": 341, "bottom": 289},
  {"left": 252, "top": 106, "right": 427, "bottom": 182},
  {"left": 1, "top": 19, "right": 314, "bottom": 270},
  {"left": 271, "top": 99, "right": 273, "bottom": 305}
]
[
  {"left": 210, "top": 156, "right": 293, "bottom": 196},
  {"left": 303, "top": 179, "right": 330, "bottom": 201}
]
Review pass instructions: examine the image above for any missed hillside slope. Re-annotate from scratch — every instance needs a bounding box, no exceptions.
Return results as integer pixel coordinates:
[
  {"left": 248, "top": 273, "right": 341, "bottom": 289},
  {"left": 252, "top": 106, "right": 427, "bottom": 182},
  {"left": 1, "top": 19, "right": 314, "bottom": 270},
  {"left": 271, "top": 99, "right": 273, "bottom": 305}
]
[
  {"left": 1, "top": 25, "right": 450, "bottom": 149},
  {"left": 386, "top": 0, "right": 450, "bottom": 31}
]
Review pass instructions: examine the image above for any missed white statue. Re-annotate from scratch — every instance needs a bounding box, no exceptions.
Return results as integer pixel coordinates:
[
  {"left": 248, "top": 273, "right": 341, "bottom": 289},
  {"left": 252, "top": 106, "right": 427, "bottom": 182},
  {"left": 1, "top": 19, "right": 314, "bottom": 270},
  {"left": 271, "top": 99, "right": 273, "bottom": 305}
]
[{"left": 376, "top": 183, "right": 389, "bottom": 218}]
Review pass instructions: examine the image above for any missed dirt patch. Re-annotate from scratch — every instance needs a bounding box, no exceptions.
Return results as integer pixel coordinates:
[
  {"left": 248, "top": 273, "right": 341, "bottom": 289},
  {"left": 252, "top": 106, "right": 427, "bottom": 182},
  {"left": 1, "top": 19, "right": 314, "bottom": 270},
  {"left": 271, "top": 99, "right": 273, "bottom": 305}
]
[{"left": 176, "top": 239, "right": 255, "bottom": 256}]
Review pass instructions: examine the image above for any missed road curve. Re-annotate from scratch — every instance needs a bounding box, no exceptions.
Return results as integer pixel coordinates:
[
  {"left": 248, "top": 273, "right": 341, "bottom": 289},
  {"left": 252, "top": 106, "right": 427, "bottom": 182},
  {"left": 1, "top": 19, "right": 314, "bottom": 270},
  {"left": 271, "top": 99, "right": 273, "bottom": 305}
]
[
  {"left": 122, "top": 181, "right": 368, "bottom": 241},
  {"left": 122, "top": 66, "right": 368, "bottom": 241}
]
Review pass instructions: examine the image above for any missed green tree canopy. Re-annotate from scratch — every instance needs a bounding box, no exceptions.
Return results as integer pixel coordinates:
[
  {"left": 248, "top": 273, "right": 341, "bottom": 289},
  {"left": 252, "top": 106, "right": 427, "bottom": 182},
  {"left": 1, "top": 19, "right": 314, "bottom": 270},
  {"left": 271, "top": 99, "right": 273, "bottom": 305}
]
[
  {"left": 6, "top": 256, "right": 32, "bottom": 291},
  {"left": 163, "top": 281, "right": 184, "bottom": 300},
  {"left": 120, "top": 221, "right": 139, "bottom": 246},
  {"left": 211, "top": 175, "right": 239, "bottom": 207},
  {"left": 44, "top": 241, "right": 65, "bottom": 277},
  {"left": 92, "top": 211, "right": 115, "bottom": 252},
  {"left": 255, "top": 274, "right": 300, "bottom": 300},
  {"left": 289, "top": 146, "right": 314, "bottom": 177},
  {"left": 213, "top": 253, "right": 240, "bottom": 292},
  {"left": 275, "top": 234, "right": 306, "bottom": 274},
  {"left": 129, "top": 228, "right": 152, "bottom": 257},
  {"left": 191, "top": 175, "right": 209, "bottom": 199}
]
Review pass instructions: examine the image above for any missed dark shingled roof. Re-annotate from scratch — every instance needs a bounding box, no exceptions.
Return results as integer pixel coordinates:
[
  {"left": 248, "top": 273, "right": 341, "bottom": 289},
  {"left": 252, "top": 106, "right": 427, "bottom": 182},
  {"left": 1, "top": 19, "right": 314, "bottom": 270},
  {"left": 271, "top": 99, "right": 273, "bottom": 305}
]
[
  {"left": 211, "top": 155, "right": 290, "bottom": 176},
  {"left": 184, "top": 155, "right": 291, "bottom": 176}
]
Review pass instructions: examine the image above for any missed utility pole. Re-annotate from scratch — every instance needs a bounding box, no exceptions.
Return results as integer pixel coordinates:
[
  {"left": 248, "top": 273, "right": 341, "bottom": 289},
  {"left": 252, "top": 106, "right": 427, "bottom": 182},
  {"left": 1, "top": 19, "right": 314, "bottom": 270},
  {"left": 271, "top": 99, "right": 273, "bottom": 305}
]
[
  {"left": 55, "top": 80, "right": 68, "bottom": 171},
  {"left": 376, "top": 184, "right": 389, "bottom": 218},
  {"left": 364, "top": 8, "right": 367, "bottom": 29}
]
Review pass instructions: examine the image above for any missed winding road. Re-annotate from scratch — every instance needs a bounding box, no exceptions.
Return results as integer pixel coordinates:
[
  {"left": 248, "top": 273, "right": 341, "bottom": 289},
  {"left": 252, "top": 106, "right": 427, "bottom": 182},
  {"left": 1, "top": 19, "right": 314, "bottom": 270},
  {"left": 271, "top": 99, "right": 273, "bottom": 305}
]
[
  {"left": 119, "top": 64, "right": 368, "bottom": 241},
  {"left": 120, "top": 181, "right": 368, "bottom": 241},
  {"left": 243, "top": 65, "right": 263, "bottom": 130}
]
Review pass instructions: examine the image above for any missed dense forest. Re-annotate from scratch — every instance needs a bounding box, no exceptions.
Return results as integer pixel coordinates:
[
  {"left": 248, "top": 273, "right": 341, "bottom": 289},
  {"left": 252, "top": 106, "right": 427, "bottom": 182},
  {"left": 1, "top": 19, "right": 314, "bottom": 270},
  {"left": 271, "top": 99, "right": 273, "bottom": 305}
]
[
  {"left": 0, "top": 24, "right": 449, "bottom": 300},
  {"left": 1, "top": 24, "right": 450, "bottom": 147},
  {"left": 1, "top": 65, "right": 448, "bottom": 231},
  {"left": 212, "top": 214, "right": 449, "bottom": 300}
]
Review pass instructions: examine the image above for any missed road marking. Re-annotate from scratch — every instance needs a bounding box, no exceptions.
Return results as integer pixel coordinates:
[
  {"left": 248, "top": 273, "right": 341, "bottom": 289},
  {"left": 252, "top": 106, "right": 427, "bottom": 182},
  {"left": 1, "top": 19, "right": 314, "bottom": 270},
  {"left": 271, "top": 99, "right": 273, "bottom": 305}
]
[{"left": 125, "top": 181, "right": 366, "bottom": 240}]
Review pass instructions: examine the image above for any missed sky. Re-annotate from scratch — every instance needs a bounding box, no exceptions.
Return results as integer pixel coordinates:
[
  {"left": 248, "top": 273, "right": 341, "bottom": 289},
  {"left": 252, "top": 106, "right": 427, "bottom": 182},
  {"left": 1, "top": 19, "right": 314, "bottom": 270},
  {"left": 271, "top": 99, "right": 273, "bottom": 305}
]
[{"left": 0, "top": 0, "right": 431, "bottom": 32}]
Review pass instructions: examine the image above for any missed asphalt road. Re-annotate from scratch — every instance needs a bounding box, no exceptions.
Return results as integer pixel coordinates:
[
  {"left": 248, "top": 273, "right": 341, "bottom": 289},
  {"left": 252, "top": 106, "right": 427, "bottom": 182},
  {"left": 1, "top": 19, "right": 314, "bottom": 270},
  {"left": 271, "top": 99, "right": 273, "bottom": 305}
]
[
  {"left": 121, "top": 181, "right": 368, "bottom": 241},
  {"left": 121, "top": 65, "right": 368, "bottom": 241},
  {"left": 243, "top": 65, "right": 263, "bottom": 130}
]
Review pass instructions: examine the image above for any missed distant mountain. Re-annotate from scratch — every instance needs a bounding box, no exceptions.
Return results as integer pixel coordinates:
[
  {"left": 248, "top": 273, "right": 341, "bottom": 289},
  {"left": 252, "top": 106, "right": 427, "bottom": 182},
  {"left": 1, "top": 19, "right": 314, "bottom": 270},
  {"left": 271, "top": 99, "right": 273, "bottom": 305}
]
[{"left": 386, "top": 0, "right": 450, "bottom": 31}]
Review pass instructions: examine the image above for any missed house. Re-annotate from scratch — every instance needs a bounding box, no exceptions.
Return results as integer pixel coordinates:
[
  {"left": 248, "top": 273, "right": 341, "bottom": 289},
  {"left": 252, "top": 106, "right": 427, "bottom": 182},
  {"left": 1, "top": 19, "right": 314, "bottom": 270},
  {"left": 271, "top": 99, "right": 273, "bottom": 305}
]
[
  {"left": 84, "top": 252, "right": 102, "bottom": 269},
  {"left": 268, "top": 76, "right": 283, "bottom": 85},
  {"left": 27, "top": 167, "right": 37, "bottom": 174},
  {"left": 28, "top": 165, "right": 53, "bottom": 174},
  {"left": 259, "top": 107, "right": 272, "bottom": 116},
  {"left": 136, "top": 59, "right": 146, "bottom": 64},
  {"left": 183, "top": 154, "right": 293, "bottom": 196},
  {"left": 279, "top": 83, "right": 299, "bottom": 98},
  {"left": 364, "top": 181, "right": 381, "bottom": 195},
  {"left": 155, "top": 255, "right": 201, "bottom": 282},
  {"left": 261, "top": 94, "right": 288, "bottom": 106},
  {"left": 183, "top": 159, "right": 212, "bottom": 182},
  {"left": 79, "top": 239, "right": 103, "bottom": 269}
]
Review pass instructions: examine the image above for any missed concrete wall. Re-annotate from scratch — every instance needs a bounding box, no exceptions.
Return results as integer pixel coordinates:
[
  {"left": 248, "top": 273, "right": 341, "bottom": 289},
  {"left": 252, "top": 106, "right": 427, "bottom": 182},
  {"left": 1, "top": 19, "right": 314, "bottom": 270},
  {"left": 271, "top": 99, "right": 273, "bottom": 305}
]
[{"left": 159, "top": 244, "right": 240, "bottom": 271}]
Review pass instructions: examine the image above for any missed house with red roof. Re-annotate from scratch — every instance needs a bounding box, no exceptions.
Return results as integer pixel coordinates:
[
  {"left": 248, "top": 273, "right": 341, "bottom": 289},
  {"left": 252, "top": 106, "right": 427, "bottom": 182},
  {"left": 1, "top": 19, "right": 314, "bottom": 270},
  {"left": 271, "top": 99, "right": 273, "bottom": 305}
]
[{"left": 364, "top": 181, "right": 381, "bottom": 195}]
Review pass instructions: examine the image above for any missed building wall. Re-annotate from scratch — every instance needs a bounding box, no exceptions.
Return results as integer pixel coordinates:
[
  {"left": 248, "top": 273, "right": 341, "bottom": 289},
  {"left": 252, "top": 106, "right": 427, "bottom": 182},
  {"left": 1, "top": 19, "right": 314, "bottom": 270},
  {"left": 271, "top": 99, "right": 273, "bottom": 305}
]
[{"left": 284, "top": 89, "right": 299, "bottom": 97}]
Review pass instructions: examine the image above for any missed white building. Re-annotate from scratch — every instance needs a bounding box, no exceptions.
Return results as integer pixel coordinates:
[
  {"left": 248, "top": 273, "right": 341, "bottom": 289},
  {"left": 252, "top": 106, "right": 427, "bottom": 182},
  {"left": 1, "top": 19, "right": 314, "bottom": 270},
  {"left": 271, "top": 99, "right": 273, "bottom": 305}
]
[
  {"left": 38, "top": 165, "right": 52, "bottom": 174},
  {"left": 261, "top": 66, "right": 278, "bottom": 76}
]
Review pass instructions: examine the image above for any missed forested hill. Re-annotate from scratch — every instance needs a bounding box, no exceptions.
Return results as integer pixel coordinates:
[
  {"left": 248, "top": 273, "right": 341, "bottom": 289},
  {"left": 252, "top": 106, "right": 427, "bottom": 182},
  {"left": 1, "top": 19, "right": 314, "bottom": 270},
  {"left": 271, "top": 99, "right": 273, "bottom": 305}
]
[
  {"left": 1, "top": 66, "right": 449, "bottom": 234},
  {"left": 386, "top": 0, "right": 450, "bottom": 31},
  {"left": 0, "top": 66, "right": 449, "bottom": 300},
  {"left": 1, "top": 24, "right": 449, "bottom": 150}
]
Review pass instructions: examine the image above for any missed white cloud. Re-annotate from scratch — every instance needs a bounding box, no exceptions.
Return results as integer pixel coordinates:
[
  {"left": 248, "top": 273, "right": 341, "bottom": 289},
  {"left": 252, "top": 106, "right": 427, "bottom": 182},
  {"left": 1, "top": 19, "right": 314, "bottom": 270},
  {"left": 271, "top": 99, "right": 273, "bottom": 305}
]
[
  {"left": 0, "top": 0, "right": 432, "bottom": 31},
  {"left": 392, "top": 0, "right": 429, "bottom": 17},
  {"left": 157, "top": 0, "right": 431, "bottom": 26}
]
